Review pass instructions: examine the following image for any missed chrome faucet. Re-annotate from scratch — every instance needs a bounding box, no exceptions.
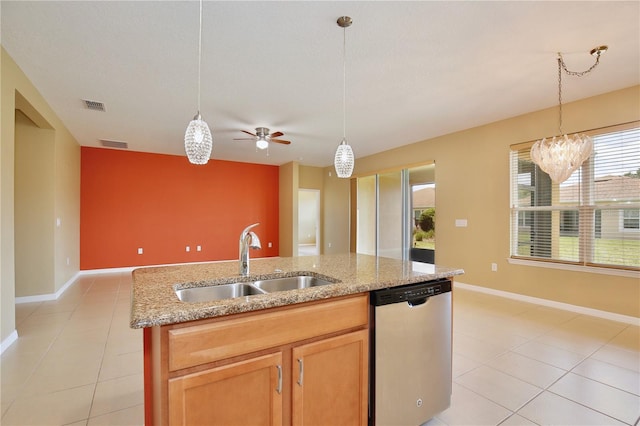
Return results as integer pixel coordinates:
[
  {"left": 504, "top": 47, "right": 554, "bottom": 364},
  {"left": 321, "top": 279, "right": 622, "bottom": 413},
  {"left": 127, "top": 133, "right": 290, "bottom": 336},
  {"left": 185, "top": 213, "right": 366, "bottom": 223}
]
[{"left": 239, "top": 223, "right": 261, "bottom": 276}]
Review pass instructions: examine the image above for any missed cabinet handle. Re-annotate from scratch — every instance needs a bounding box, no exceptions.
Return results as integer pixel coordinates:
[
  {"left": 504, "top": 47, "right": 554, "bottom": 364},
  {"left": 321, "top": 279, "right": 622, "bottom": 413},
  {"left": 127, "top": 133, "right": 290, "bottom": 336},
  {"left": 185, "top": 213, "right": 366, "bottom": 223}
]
[
  {"left": 276, "top": 365, "right": 282, "bottom": 394},
  {"left": 297, "top": 358, "right": 304, "bottom": 387}
]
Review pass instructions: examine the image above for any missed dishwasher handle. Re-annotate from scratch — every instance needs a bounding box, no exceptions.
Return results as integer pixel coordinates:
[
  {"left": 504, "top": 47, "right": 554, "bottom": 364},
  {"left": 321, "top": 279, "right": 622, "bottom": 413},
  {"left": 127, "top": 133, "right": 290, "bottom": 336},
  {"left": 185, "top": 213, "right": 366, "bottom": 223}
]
[{"left": 407, "top": 297, "right": 428, "bottom": 307}]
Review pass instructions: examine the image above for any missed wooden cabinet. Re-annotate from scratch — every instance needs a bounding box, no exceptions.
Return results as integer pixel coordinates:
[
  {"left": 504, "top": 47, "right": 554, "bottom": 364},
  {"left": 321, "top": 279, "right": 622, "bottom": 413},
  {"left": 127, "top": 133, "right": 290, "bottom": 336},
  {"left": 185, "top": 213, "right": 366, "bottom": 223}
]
[
  {"left": 292, "top": 330, "right": 368, "bottom": 426},
  {"left": 168, "top": 353, "right": 283, "bottom": 426},
  {"left": 146, "top": 294, "right": 369, "bottom": 426}
]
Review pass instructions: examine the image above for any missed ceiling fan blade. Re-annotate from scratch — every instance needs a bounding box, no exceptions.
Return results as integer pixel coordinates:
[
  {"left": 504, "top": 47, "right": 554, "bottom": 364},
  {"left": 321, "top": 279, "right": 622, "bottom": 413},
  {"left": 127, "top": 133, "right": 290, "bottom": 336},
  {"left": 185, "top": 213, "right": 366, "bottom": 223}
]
[
  {"left": 233, "top": 138, "right": 256, "bottom": 141},
  {"left": 271, "top": 139, "right": 291, "bottom": 145},
  {"left": 241, "top": 130, "right": 257, "bottom": 137},
  {"left": 269, "top": 131, "right": 284, "bottom": 138}
]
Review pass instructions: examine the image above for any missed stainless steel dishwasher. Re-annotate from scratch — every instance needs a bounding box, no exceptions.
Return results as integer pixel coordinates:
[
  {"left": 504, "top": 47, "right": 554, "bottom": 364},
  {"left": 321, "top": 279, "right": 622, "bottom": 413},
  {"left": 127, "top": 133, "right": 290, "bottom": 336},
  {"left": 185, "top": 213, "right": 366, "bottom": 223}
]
[{"left": 369, "top": 279, "right": 452, "bottom": 426}]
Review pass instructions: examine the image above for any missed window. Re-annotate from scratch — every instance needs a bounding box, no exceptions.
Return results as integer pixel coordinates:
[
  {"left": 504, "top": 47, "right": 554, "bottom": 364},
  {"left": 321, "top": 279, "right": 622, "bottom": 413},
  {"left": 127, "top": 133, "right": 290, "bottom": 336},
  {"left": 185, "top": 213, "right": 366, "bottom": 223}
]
[
  {"left": 510, "top": 124, "right": 640, "bottom": 270},
  {"left": 622, "top": 209, "right": 640, "bottom": 230}
]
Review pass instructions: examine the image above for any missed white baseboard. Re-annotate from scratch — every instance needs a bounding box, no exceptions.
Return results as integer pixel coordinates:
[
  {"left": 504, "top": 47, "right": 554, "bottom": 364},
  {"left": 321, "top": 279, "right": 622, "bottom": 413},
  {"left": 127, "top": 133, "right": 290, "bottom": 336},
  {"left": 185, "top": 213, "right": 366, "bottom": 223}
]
[
  {"left": 0, "top": 330, "right": 18, "bottom": 355},
  {"left": 454, "top": 281, "right": 640, "bottom": 326},
  {"left": 15, "top": 272, "right": 80, "bottom": 304}
]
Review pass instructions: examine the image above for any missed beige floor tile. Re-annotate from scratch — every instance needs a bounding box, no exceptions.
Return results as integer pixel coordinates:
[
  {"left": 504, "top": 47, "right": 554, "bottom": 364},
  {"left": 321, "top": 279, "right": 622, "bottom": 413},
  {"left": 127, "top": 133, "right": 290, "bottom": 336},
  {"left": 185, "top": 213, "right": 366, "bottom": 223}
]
[
  {"left": 498, "top": 413, "right": 537, "bottom": 426},
  {"left": 452, "top": 353, "right": 482, "bottom": 378},
  {"left": 516, "top": 305, "right": 579, "bottom": 326},
  {"left": 98, "top": 351, "right": 143, "bottom": 382},
  {"left": 19, "top": 356, "right": 101, "bottom": 397},
  {"left": 559, "top": 315, "right": 628, "bottom": 340},
  {"left": 455, "top": 365, "right": 542, "bottom": 411},
  {"left": 609, "top": 325, "right": 640, "bottom": 352},
  {"left": 89, "top": 373, "right": 144, "bottom": 418},
  {"left": 549, "top": 372, "right": 640, "bottom": 425},
  {"left": 487, "top": 351, "right": 566, "bottom": 388},
  {"left": 513, "top": 339, "right": 585, "bottom": 370},
  {"left": 518, "top": 391, "right": 626, "bottom": 425},
  {"left": 1, "top": 383, "right": 95, "bottom": 425},
  {"left": 591, "top": 344, "right": 640, "bottom": 373},
  {"left": 422, "top": 416, "right": 447, "bottom": 426},
  {"left": 436, "top": 382, "right": 512, "bottom": 426},
  {"left": 535, "top": 328, "right": 607, "bottom": 356},
  {"left": 453, "top": 333, "right": 509, "bottom": 363},
  {"left": 573, "top": 357, "right": 640, "bottom": 395},
  {"left": 87, "top": 404, "right": 144, "bottom": 426}
]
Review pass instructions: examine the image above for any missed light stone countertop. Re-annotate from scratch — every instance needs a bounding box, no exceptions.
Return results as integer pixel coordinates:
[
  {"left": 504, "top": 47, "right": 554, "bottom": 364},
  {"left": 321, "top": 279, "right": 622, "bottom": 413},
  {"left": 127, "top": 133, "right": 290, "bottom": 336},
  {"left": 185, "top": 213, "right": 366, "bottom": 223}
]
[{"left": 130, "top": 253, "right": 464, "bottom": 328}]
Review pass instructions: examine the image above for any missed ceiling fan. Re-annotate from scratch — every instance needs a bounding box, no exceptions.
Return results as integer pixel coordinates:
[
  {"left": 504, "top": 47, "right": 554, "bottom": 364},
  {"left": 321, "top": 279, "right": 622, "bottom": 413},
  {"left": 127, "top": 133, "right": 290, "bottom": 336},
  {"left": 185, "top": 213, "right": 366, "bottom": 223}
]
[{"left": 234, "top": 127, "right": 291, "bottom": 150}]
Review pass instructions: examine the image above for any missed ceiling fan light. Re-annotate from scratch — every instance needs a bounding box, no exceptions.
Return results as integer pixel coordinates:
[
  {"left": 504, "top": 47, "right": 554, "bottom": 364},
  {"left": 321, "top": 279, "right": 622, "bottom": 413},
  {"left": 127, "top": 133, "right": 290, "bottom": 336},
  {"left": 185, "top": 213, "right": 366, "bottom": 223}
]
[
  {"left": 334, "top": 138, "right": 354, "bottom": 178},
  {"left": 185, "top": 114, "right": 213, "bottom": 165},
  {"left": 256, "top": 138, "right": 269, "bottom": 150}
]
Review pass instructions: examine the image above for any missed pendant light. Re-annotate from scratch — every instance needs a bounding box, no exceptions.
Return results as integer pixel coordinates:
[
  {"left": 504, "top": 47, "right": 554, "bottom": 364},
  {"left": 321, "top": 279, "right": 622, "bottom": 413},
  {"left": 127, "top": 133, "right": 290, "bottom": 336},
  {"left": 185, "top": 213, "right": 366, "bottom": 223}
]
[
  {"left": 334, "top": 16, "right": 355, "bottom": 178},
  {"left": 184, "top": 0, "right": 213, "bottom": 165},
  {"left": 530, "top": 46, "right": 607, "bottom": 183}
]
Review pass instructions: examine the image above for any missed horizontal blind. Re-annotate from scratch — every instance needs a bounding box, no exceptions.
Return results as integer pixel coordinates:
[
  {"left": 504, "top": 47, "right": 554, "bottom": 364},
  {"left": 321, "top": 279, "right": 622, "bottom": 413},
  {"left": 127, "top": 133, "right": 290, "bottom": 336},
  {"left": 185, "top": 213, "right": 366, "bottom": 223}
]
[{"left": 510, "top": 125, "right": 640, "bottom": 270}]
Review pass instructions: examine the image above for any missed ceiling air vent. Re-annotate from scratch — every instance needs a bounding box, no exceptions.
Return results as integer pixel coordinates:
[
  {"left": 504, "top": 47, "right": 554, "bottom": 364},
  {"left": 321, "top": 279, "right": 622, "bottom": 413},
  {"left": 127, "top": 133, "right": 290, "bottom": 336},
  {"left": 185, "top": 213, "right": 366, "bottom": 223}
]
[
  {"left": 100, "top": 139, "right": 128, "bottom": 149},
  {"left": 82, "top": 99, "right": 106, "bottom": 112}
]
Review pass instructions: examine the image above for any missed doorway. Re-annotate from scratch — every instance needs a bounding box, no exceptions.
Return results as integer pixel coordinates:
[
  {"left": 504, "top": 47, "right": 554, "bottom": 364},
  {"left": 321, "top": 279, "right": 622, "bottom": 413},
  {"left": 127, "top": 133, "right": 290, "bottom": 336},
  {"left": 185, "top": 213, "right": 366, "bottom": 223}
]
[{"left": 297, "top": 189, "right": 320, "bottom": 256}]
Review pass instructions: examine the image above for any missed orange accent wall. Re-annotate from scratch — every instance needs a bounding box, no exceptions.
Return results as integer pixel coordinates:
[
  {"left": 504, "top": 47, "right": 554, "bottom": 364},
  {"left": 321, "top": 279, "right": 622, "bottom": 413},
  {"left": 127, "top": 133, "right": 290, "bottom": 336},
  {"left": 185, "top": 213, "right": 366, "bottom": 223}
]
[{"left": 80, "top": 147, "right": 279, "bottom": 270}]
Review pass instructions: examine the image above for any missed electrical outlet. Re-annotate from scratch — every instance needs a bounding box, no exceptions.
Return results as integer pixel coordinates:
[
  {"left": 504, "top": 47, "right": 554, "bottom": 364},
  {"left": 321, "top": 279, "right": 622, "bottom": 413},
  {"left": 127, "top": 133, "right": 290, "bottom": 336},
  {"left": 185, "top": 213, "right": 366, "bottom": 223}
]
[
  {"left": 328, "top": 242, "right": 332, "bottom": 248},
  {"left": 268, "top": 242, "right": 272, "bottom": 248},
  {"left": 138, "top": 248, "right": 143, "bottom": 255},
  {"left": 455, "top": 219, "right": 468, "bottom": 227},
  {"left": 491, "top": 263, "right": 498, "bottom": 272},
  {"left": 186, "top": 246, "right": 190, "bottom": 252},
  {"left": 197, "top": 245, "right": 201, "bottom": 252},
  {"left": 66, "top": 257, "right": 70, "bottom": 266},
  {"left": 56, "top": 218, "right": 61, "bottom": 227}
]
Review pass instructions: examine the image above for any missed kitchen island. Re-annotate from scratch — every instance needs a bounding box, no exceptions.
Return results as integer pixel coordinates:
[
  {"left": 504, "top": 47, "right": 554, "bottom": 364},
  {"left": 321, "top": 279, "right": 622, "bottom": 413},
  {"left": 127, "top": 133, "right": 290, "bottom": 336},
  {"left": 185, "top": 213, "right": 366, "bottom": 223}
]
[{"left": 131, "top": 253, "right": 463, "bottom": 425}]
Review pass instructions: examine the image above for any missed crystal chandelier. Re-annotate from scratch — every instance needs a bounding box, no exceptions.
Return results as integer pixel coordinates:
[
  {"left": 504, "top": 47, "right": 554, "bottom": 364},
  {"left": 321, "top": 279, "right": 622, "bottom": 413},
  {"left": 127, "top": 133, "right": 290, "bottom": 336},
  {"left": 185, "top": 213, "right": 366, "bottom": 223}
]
[
  {"left": 530, "top": 46, "right": 607, "bottom": 183},
  {"left": 184, "top": 0, "right": 212, "bottom": 165},
  {"left": 334, "top": 16, "right": 355, "bottom": 178}
]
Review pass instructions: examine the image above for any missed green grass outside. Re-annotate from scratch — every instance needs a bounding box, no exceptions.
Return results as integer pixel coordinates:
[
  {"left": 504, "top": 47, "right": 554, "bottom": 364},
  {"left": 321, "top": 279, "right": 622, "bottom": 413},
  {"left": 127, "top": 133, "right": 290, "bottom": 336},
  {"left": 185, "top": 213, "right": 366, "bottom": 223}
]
[
  {"left": 517, "top": 234, "right": 640, "bottom": 267},
  {"left": 413, "top": 240, "right": 435, "bottom": 250}
]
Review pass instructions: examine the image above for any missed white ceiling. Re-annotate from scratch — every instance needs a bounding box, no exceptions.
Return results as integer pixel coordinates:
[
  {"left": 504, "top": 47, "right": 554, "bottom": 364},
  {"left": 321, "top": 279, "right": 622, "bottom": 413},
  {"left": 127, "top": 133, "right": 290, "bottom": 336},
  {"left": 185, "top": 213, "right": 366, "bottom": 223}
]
[{"left": 2, "top": 1, "right": 638, "bottom": 168}]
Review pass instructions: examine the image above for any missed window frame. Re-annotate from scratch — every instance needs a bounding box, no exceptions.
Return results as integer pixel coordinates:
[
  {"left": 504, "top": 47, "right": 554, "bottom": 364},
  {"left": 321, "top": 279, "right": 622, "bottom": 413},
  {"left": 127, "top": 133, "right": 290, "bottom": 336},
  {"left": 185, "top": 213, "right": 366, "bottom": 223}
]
[{"left": 510, "top": 121, "right": 640, "bottom": 273}]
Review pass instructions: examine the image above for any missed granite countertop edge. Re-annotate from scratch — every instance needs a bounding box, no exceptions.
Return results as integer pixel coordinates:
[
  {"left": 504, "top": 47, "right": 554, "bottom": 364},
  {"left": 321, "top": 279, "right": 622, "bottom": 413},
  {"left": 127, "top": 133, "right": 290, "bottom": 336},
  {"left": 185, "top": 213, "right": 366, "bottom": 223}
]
[{"left": 130, "top": 253, "right": 464, "bottom": 329}]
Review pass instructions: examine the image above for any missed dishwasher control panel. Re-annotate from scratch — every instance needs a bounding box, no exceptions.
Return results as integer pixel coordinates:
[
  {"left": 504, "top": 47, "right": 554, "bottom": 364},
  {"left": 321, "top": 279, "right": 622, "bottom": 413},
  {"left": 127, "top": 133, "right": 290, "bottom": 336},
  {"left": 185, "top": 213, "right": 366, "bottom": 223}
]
[{"left": 371, "top": 279, "right": 451, "bottom": 306}]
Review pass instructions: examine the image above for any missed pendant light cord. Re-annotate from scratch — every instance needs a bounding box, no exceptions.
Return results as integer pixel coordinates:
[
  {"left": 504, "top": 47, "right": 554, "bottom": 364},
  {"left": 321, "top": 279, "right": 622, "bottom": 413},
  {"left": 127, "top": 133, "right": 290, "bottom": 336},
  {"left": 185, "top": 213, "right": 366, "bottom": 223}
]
[
  {"left": 342, "top": 25, "right": 347, "bottom": 140},
  {"left": 197, "top": 0, "right": 203, "bottom": 113},
  {"left": 556, "top": 51, "right": 603, "bottom": 135}
]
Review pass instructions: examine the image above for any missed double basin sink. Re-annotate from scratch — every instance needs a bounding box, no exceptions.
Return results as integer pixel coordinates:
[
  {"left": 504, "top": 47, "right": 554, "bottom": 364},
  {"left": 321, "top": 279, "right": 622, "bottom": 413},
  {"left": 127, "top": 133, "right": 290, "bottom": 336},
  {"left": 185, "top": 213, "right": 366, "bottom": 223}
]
[{"left": 175, "top": 274, "right": 338, "bottom": 303}]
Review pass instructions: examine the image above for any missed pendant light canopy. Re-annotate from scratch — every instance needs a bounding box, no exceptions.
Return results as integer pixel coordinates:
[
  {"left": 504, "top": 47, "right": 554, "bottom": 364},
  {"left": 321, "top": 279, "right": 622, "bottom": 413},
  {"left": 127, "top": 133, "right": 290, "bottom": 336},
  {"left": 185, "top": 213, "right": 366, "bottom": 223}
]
[
  {"left": 334, "top": 16, "right": 355, "bottom": 178},
  {"left": 530, "top": 46, "right": 607, "bottom": 183},
  {"left": 184, "top": 0, "right": 212, "bottom": 165}
]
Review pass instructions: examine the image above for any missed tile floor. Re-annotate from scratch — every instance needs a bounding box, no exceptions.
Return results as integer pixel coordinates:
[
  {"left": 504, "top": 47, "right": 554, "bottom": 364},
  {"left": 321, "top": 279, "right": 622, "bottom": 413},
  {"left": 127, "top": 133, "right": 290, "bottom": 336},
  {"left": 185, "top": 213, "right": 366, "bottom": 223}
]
[{"left": 1, "top": 272, "right": 639, "bottom": 425}]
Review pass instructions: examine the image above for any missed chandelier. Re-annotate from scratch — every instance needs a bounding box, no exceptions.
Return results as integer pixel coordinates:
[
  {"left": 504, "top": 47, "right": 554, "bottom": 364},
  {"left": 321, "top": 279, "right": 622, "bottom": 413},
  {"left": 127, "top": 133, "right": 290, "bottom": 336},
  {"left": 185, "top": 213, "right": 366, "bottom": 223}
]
[
  {"left": 334, "top": 16, "right": 355, "bottom": 178},
  {"left": 530, "top": 46, "right": 607, "bottom": 183},
  {"left": 184, "top": 0, "right": 213, "bottom": 165}
]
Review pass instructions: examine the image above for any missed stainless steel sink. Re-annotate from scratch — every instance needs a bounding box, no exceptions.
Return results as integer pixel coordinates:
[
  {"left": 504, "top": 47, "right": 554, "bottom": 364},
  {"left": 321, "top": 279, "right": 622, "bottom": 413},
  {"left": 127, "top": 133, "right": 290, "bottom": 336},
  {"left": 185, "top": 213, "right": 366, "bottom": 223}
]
[
  {"left": 252, "top": 275, "right": 335, "bottom": 292},
  {"left": 175, "top": 283, "right": 267, "bottom": 303},
  {"left": 175, "top": 274, "right": 339, "bottom": 303}
]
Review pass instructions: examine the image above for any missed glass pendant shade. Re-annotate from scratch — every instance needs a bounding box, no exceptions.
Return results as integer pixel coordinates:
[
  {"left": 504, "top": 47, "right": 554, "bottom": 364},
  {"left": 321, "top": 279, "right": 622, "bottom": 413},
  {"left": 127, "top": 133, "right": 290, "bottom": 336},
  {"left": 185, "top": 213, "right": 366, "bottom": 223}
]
[
  {"left": 256, "top": 137, "right": 269, "bottom": 150},
  {"left": 334, "top": 138, "right": 354, "bottom": 178},
  {"left": 530, "top": 133, "right": 593, "bottom": 184},
  {"left": 184, "top": 113, "right": 213, "bottom": 165}
]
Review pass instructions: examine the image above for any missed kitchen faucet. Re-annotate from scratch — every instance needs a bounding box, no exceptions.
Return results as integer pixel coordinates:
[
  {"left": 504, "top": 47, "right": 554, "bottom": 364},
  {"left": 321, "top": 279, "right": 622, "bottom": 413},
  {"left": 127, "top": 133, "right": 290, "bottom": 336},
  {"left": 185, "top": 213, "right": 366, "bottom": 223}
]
[{"left": 239, "top": 223, "right": 261, "bottom": 276}]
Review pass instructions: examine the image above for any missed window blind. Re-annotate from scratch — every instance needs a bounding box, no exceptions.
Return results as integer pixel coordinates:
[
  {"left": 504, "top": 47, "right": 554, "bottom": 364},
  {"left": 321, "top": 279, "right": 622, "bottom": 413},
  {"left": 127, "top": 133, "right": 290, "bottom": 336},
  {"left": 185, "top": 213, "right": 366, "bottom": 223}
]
[{"left": 510, "top": 124, "right": 640, "bottom": 270}]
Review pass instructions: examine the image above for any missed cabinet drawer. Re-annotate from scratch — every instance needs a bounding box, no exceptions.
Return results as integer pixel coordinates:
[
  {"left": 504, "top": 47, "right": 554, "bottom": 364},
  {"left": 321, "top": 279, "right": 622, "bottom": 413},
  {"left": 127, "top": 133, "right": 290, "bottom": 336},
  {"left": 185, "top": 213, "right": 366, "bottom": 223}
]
[{"left": 168, "top": 294, "right": 368, "bottom": 371}]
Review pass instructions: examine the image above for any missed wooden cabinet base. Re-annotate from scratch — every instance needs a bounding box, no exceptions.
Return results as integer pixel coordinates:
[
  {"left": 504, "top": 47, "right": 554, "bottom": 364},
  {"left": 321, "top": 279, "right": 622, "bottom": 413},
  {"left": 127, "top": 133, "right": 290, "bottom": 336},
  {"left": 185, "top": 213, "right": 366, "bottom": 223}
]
[{"left": 145, "top": 294, "right": 369, "bottom": 426}]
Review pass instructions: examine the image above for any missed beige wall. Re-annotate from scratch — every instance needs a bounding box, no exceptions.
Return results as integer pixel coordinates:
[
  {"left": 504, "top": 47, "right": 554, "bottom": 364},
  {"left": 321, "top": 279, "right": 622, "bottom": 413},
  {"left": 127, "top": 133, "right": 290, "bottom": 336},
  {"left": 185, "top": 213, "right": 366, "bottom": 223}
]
[
  {"left": 14, "top": 110, "right": 55, "bottom": 297},
  {"left": 279, "top": 162, "right": 298, "bottom": 257},
  {"left": 350, "top": 85, "right": 640, "bottom": 317},
  {"left": 1, "top": 48, "right": 81, "bottom": 343}
]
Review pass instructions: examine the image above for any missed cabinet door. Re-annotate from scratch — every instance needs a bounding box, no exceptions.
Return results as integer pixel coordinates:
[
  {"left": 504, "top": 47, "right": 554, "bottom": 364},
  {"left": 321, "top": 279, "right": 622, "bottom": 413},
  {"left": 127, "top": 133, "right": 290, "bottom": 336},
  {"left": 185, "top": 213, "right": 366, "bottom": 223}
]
[
  {"left": 292, "top": 330, "right": 368, "bottom": 426},
  {"left": 168, "top": 352, "right": 283, "bottom": 426}
]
